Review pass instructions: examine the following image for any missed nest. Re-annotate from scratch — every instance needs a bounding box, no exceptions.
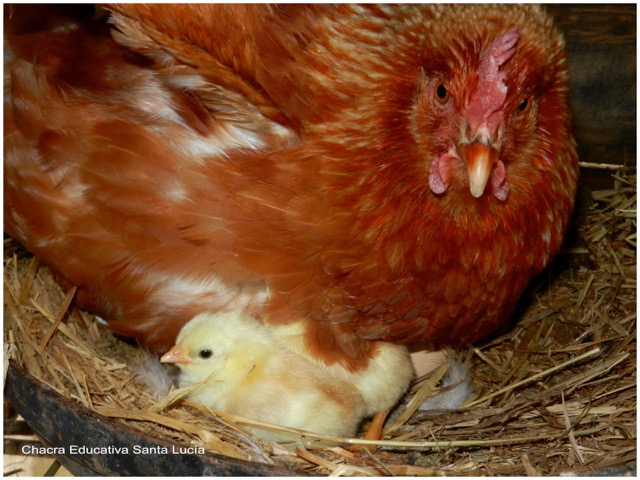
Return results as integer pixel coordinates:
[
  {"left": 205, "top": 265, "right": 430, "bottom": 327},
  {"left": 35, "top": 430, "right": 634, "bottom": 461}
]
[{"left": 4, "top": 168, "right": 636, "bottom": 476}]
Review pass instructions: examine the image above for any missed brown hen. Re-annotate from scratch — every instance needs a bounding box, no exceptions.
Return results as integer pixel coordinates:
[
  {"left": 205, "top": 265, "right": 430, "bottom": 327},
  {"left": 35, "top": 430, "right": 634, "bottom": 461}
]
[{"left": 4, "top": 5, "right": 578, "bottom": 409}]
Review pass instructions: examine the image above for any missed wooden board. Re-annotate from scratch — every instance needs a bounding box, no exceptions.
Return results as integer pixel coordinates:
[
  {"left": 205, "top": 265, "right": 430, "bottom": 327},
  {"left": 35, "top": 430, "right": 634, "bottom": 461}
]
[
  {"left": 547, "top": 4, "right": 636, "bottom": 188},
  {"left": 5, "top": 365, "right": 304, "bottom": 476}
]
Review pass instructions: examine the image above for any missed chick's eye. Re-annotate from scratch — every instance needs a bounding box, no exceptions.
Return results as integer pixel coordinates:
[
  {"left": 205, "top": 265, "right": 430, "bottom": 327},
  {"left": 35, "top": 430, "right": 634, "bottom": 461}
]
[
  {"left": 198, "top": 349, "right": 213, "bottom": 359},
  {"left": 434, "top": 82, "right": 449, "bottom": 104},
  {"left": 517, "top": 97, "right": 531, "bottom": 114}
]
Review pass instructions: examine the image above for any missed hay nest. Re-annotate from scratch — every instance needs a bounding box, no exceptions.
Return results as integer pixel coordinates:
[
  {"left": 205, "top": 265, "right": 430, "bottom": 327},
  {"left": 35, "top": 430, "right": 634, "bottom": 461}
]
[{"left": 4, "top": 169, "right": 636, "bottom": 476}]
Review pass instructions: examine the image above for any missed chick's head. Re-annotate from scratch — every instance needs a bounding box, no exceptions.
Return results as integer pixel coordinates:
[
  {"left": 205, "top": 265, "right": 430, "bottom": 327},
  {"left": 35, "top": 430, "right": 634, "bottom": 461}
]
[{"left": 161, "top": 311, "right": 274, "bottom": 389}]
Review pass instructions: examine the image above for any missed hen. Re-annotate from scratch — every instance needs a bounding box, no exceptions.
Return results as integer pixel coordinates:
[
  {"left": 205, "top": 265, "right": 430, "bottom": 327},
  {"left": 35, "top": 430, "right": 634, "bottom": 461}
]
[{"left": 4, "top": 5, "right": 578, "bottom": 403}]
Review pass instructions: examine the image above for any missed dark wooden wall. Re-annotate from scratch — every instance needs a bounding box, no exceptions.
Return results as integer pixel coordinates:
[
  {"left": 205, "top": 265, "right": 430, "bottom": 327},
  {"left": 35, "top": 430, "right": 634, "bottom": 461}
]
[{"left": 547, "top": 4, "right": 636, "bottom": 189}]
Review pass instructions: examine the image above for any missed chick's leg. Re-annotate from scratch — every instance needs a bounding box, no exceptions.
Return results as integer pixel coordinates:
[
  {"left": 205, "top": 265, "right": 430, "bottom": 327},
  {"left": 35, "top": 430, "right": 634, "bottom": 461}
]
[
  {"left": 350, "top": 409, "right": 388, "bottom": 453},
  {"left": 364, "top": 409, "right": 389, "bottom": 441}
]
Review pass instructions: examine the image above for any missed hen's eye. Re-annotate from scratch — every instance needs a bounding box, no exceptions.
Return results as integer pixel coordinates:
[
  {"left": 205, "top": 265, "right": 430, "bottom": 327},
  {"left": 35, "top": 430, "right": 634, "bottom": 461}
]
[
  {"left": 434, "top": 82, "right": 449, "bottom": 104},
  {"left": 198, "top": 349, "right": 213, "bottom": 359},
  {"left": 518, "top": 97, "right": 531, "bottom": 113}
]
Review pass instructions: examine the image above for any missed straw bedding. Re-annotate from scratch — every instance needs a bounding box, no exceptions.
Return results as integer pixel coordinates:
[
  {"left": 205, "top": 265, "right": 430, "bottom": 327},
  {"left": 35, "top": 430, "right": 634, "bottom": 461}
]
[{"left": 4, "top": 168, "right": 636, "bottom": 476}]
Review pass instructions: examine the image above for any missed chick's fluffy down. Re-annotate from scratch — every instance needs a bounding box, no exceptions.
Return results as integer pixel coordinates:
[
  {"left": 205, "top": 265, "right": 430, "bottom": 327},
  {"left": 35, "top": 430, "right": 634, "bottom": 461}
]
[{"left": 165, "top": 312, "right": 368, "bottom": 441}]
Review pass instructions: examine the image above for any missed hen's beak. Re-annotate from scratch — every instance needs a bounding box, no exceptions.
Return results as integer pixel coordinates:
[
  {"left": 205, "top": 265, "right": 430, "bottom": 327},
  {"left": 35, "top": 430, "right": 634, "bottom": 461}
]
[
  {"left": 161, "top": 345, "right": 190, "bottom": 364},
  {"left": 457, "top": 142, "right": 498, "bottom": 198}
]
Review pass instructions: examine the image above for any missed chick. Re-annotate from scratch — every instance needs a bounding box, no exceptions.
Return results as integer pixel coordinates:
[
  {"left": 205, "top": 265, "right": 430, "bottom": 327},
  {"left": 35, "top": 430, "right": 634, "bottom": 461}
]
[{"left": 161, "top": 311, "right": 368, "bottom": 442}]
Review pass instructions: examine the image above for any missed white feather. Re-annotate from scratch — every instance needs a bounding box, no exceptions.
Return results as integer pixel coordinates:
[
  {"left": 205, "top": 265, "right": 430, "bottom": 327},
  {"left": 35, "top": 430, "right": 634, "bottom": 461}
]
[
  {"left": 130, "top": 350, "right": 176, "bottom": 400},
  {"left": 420, "top": 353, "right": 473, "bottom": 410}
]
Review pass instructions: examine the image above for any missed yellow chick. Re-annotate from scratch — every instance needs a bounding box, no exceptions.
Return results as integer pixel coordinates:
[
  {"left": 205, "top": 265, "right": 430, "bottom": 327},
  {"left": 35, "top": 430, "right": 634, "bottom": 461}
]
[{"left": 161, "top": 311, "right": 368, "bottom": 442}]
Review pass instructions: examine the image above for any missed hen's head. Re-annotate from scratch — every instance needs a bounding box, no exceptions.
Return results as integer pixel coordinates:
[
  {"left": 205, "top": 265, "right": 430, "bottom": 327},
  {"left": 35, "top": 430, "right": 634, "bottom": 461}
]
[{"left": 410, "top": 5, "right": 576, "bottom": 209}]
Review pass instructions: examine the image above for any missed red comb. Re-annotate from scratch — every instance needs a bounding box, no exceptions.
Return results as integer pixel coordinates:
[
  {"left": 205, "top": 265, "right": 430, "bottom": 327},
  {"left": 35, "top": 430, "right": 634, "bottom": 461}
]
[{"left": 465, "top": 29, "right": 520, "bottom": 138}]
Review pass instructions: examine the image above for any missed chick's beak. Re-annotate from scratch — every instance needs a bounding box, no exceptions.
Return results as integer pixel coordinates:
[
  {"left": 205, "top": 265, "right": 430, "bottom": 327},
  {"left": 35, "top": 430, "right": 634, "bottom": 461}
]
[
  {"left": 457, "top": 141, "right": 498, "bottom": 198},
  {"left": 160, "top": 345, "right": 190, "bottom": 364}
]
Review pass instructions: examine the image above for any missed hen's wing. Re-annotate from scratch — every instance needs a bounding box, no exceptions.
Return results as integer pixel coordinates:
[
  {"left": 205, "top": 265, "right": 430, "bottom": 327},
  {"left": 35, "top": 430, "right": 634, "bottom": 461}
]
[
  {"left": 106, "top": 4, "right": 334, "bottom": 131},
  {"left": 4, "top": 10, "right": 301, "bottom": 352},
  {"left": 5, "top": 5, "right": 404, "bottom": 365}
]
